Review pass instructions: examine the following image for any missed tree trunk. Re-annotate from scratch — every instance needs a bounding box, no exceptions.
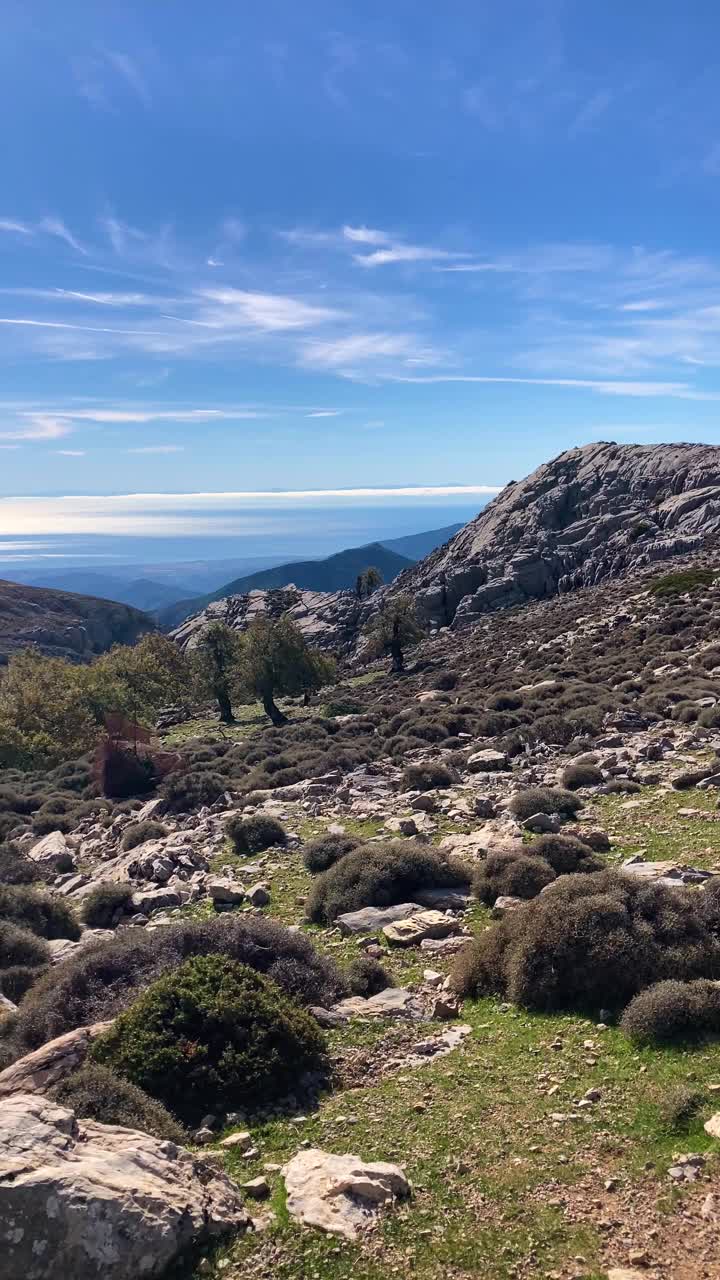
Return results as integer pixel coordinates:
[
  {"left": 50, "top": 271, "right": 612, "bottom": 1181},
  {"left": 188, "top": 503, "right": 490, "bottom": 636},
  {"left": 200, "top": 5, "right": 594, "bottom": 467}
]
[
  {"left": 263, "top": 690, "right": 288, "bottom": 725},
  {"left": 216, "top": 687, "right": 235, "bottom": 724},
  {"left": 390, "top": 619, "right": 404, "bottom": 673}
]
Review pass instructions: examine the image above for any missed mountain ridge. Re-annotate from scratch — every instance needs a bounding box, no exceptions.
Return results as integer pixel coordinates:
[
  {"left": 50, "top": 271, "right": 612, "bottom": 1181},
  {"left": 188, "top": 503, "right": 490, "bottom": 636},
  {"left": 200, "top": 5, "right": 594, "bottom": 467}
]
[{"left": 0, "top": 579, "right": 154, "bottom": 664}]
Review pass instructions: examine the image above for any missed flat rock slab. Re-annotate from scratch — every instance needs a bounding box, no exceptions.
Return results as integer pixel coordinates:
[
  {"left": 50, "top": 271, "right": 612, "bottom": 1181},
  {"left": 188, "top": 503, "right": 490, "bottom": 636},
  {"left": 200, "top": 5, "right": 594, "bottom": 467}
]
[
  {"left": 46, "top": 930, "right": 115, "bottom": 966},
  {"left": 383, "top": 910, "right": 462, "bottom": 948},
  {"left": 0, "top": 1093, "right": 248, "bottom": 1279},
  {"left": 412, "top": 886, "right": 471, "bottom": 911},
  {"left": 332, "top": 988, "right": 423, "bottom": 1020},
  {"left": 390, "top": 1023, "right": 472, "bottom": 1069},
  {"left": 0, "top": 1023, "right": 113, "bottom": 1099},
  {"left": 282, "top": 1147, "right": 410, "bottom": 1240},
  {"left": 622, "top": 857, "right": 715, "bottom": 885},
  {"left": 28, "top": 831, "right": 75, "bottom": 871},
  {"left": 336, "top": 903, "right": 423, "bottom": 936},
  {"left": 466, "top": 749, "right": 509, "bottom": 772},
  {"left": 704, "top": 1113, "right": 720, "bottom": 1139},
  {"left": 207, "top": 877, "right": 246, "bottom": 904}
]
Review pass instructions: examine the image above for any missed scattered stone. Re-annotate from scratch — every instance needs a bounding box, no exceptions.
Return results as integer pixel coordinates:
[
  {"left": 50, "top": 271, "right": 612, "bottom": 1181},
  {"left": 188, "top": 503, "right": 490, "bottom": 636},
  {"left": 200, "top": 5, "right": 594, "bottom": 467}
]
[
  {"left": 0, "top": 1022, "right": 112, "bottom": 1099},
  {"left": 247, "top": 883, "right": 271, "bottom": 907},
  {"left": 28, "top": 830, "right": 75, "bottom": 872},
  {"left": 219, "top": 1131, "right": 253, "bottom": 1152},
  {"left": 466, "top": 749, "right": 509, "bottom": 772},
  {"left": 0, "top": 1093, "right": 248, "bottom": 1279},
  {"left": 336, "top": 903, "right": 423, "bottom": 937},
  {"left": 281, "top": 1147, "right": 410, "bottom": 1240},
  {"left": 242, "top": 1177, "right": 270, "bottom": 1199},
  {"left": 333, "top": 988, "right": 422, "bottom": 1020},
  {"left": 492, "top": 895, "right": 524, "bottom": 916},
  {"left": 130, "top": 886, "right": 182, "bottom": 913},
  {"left": 207, "top": 878, "right": 246, "bottom": 905},
  {"left": 383, "top": 910, "right": 462, "bottom": 948},
  {"left": 704, "top": 1112, "right": 720, "bottom": 1139},
  {"left": 523, "top": 812, "right": 561, "bottom": 834}
]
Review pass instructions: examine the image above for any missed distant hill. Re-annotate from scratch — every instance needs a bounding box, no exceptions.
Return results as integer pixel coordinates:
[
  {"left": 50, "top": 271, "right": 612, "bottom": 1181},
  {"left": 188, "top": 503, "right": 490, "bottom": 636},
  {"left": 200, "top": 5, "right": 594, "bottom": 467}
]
[
  {"left": 0, "top": 579, "right": 153, "bottom": 664},
  {"left": 159, "top": 541, "right": 413, "bottom": 629},
  {"left": 380, "top": 523, "right": 463, "bottom": 560},
  {"left": 15, "top": 570, "right": 193, "bottom": 614}
]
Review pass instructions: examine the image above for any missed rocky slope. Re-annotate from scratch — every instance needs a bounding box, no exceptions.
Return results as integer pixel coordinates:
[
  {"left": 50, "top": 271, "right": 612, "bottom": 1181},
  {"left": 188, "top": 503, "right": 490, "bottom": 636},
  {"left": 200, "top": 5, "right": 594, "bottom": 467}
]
[
  {"left": 171, "top": 584, "right": 372, "bottom": 653},
  {"left": 0, "top": 579, "right": 153, "bottom": 663},
  {"left": 393, "top": 441, "right": 720, "bottom": 629}
]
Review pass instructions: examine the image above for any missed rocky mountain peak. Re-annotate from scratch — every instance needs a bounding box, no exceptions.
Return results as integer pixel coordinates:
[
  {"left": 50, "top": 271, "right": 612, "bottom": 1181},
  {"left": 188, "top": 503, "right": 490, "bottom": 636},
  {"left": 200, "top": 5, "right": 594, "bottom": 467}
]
[{"left": 393, "top": 441, "right": 720, "bottom": 630}]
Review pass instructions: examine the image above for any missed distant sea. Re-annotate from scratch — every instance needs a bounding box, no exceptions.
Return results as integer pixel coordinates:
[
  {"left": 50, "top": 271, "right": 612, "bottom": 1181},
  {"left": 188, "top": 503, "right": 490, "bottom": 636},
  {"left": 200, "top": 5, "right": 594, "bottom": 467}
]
[{"left": 0, "top": 500, "right": 484, "bottom": 575}]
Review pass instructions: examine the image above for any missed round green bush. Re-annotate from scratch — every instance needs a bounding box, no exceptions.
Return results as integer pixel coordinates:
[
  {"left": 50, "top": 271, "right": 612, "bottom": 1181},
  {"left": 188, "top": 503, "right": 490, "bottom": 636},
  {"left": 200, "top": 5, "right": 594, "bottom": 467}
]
[
  {"left": 400, "top": 762, "right": 455, "bottom": 792},
  {"left": 162, "top": 771, "right": 226, "bottom": 813},
  {"left": 225, "top": 814, "right": 287, "bottom": 855},
  {"left": 91, "top": 953, "right": 328, "bottom": 1123},
  {"left": 560, "top": 761, "right": 603, "bottom": 789},
  {"left": 529, "top": 833, "right": 603, "bottom": 875},
  {"left": 53, "top": 1062, "right": 186, "bottom": 1143},
  {"left": 508, "top": 787, "right": 582, "bottom": 821}
]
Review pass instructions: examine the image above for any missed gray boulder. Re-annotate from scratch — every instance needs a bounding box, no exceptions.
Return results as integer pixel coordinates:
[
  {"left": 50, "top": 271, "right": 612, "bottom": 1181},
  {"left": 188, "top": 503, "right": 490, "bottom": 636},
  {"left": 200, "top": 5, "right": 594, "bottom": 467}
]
[{"left": 0, "top": 1093, "right": 248, "bottom": 1279}]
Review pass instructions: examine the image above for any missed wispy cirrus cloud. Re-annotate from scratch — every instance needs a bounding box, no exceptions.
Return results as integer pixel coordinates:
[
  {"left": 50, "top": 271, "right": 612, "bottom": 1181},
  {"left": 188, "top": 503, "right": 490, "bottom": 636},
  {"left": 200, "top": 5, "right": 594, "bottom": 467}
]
[
  {"left": 73, "top": 49, "right": 151, "bottom": 110},
  {"left": 0, "top": 216, "right": 86, "bottom": 254}
]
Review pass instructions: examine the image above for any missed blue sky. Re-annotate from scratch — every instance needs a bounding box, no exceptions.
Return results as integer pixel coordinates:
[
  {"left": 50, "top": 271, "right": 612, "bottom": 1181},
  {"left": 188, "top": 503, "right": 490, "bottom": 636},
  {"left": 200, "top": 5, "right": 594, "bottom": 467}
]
[{"left": 1, "top": 0, "right": 720, "bottom": 541}]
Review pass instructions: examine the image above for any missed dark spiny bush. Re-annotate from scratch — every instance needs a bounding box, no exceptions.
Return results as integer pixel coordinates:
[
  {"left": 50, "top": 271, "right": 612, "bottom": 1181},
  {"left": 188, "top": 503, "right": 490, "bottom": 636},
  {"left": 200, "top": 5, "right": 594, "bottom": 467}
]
[
  {"left": 346, "top": 955, "right": 391, "bottom": 997},
  {"left": 400, "top": 762, "right": 455, "bottom": 792},
  {"left": 0, "top": 963, "right": 44, "bottom": 1003},
  {"left": 0, "top": 841, "right": 46, "bottom": 886},
  {"left": 162, "top": 771, "right": 226, "bottom": 812},
  {"left": 620, "top": 979, "right": 720, "bottom": 1045},
  {"left": 0, "top": 884, "right": 80, "bottom": 940},
  {"left": 81, "top": 882, "right": 134, "bottom": 930},
  {"left": 453, "top": 870, "right": 720, "bottom": 1014},
  {"left": 560, "top": 761, "right": 604, "bottom": 790},
  {"left": 306, "top": 840, "right": 470, "bottom": 923},
  {"left": 91, "top": 954, "right": 328, "bottom": 1124},
  {"left": 225, "top": 814, "right": 287, "bottom": 855},
  {"left": 0, "top": 921, "right": 49, "bottom": 970},
  {"left": 473, "top": 851, "right": 556, "bottom": 905},
  {"left": 303, "top": 833, "right": 360, "bottom": 874},
  {"left": 529, "top": 833, "right": 603, "bottom": 875},
  {"left": 508, "top": 787, "right": 582, "bottom": 821},
  {"left": 53, "top": 1062, "right": 186, "bottom": 1143}
]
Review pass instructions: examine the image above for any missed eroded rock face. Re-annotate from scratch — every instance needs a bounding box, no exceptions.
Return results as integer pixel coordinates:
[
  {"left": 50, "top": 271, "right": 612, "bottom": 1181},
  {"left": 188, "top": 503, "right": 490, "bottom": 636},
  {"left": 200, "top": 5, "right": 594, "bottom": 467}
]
[
  {"left": 0, "top": 1093, "right": 248, "bottom": 1279},
  {"left": 172, "top": 584, "right": 370, "bottom": 654},
  {"left": 0, "top": 1023, "right": 112, "bottom": 1099},
  {"left": 390, "top": 442, "right": 720, "bottom": 629},
  {"left": 0, "top": 579, "right": 153, "bottom": 663},
  {"left": 282, "top": 1147, "right": 410, "bottom": 1239}
]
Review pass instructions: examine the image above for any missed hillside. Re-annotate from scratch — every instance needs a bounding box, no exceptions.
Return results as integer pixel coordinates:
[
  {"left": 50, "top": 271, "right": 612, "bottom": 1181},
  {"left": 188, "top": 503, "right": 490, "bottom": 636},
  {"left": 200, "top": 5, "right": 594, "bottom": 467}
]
[
  {"left": 394, "top": 441, "right": 720, "bottom": 629},
  {"left": 0, "top": 579, "right": 153, "bottom": 663},
  {"left": 5, "top": 540, "right": 720, "bottom": 1279},
  {"left": 160, "top": 541, "right": 413, "bottom": 629},
  {"left": 17, "top": 571, "right": 194, "bottom": 614},
  {"left": 380, "top": 521, "right": 464, "bottom": 560}
]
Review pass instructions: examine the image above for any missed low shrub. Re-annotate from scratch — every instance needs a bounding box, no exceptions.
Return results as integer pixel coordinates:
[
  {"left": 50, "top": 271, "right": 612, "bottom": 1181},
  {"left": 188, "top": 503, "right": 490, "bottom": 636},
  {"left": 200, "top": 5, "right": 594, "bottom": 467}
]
[
  {"left": 306, "top": 840, "right": 470, "bottom": 923},
  {"left": 400, "top": 762, "right": 455, "bottom": 792},
  {"left": 658, "top": 1085, "right": 706, "bottom": 1133},
  {"left": 346, "top": 955, "right": 391, "bottom": 997},
  {"left": 529, "top": 833, "right": 603, "bottom": 875},
  {"left": 0, "top": 921, "right": 49, "bottom": 969},
  {"left": 600, "top": 779, "right": 642, "bottom": 794},
  {"left": 0, "top": 884, "right": 80, "bottom": 940},
  {"left": 91, "top": 954, "right": 328, "bottom": 1124},
  {"left": 81, "top": 883, "right": 134, "bottom": 930},
  {"left": 32, "top": 813, "right": 74, "bottom": 836},
  {"left": 303, "top": 833, "right": 360, "bottom": 874},
  {"left": 474, "top": 852, "right": 555, "bottom": 905},
  {"left": 99, "top": 745, "right": 157, "bottom": 800},
  {"left": 0, "top": 963, "right": 43, "bottom": 1002},
  {"left": 431, "top": 671, "right": 459, "bottom": 692},
  {"left": 453, "top": 870, "right": 720, "bottom": 1014},
  {"left": 162, "top": 771, "right": 226, "bottom": 813},
  {"left": 226, "top": 814, "right": 287, "bottom": 855},
  {"left": 323, "top": 697, "right": 363, "bottom": 717},
  {"left": 649, "top": 568, "right": 715, "bottom": 597},
  {"left": 8, "top": 913, "right": 345, "bottom": 1054},
  {"left": 121, "top": 820, "right": 168, "bottom": 851},
  {"left": 53, "top": 1062, "right": 186, "bottom": 1143},
  {"left": 560, "top": 761, "right": 603, "bottom": 789},
  {"left": 699, "top": 706, "right": 720, "bottom": 729},
  {"left": 620, "top": 979, "right": 720, "bottom": 1045},
  {"left": 508, "top": 787, "right": 582, "bottom": 821},
  {"left": 0, "top": 841, "right": 45, "bottom": 886}
]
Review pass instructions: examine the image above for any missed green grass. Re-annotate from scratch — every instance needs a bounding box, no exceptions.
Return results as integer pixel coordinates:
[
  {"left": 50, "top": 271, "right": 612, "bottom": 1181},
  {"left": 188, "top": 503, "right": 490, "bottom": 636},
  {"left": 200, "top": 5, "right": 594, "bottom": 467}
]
[{"left": 591, "top": 784, "right": 720, "bottom": 869}]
